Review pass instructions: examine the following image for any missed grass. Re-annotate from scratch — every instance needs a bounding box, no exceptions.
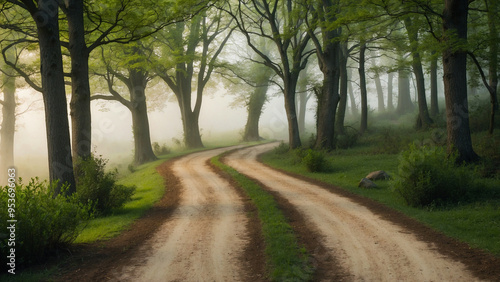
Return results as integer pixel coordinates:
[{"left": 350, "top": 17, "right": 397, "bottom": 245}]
[
  {"left": 261, "top": 131, "right": 500, "bottom": 257},
  {"left": 211, "top": 154, "right": 313, "bottom": 281}
]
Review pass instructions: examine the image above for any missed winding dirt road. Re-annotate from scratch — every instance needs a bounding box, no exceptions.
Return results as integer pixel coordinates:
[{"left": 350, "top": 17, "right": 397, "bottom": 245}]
[
  {"left": 225, "top": 142, "right": 479, "bottom": 281},
  {"left": 113, "top": 147, "right": 249, "bottom": 281}
]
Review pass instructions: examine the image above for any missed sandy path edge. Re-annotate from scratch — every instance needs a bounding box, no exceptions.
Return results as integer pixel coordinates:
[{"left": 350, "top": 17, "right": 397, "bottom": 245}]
[{"left": 225, "top": 143, "right": 500, "bottom": 281}]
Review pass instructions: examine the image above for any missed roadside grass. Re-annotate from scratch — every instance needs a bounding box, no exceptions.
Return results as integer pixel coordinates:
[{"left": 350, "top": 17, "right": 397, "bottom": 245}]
[
  {"left": 261, "top": 130, "right": 500, "bottom": 257},
  {"left": 211, "top": 155, "right": 313, "bottom": 281}
]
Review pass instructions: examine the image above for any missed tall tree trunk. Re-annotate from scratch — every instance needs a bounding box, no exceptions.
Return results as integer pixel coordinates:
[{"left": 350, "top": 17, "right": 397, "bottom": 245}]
[
  {"left": 284, "top": 75, "right": 302, "bottom": 148},
  {"left": 487, "top": 0, "right": 498, "bottom": 134},
  {"left": 348, "top": 69, "right": 358, "bottom": 116},
  {"left": 243, "top": 84, "right": 269, "bottom": 141},
  {"left": 373, "top": 64, "right": 385, "bottom": 112},
  {"left": 0, "top": 61, "right": 16, "bottom": 184},
  {"left": 335, "top": 43, "right": 348, "bottom": 135},
  {"left": 442, "top": 0, "right": 479, "bottom": 163},
  {"left": 430, "top": 54, "right": 439, "bottom": 116},
  {"left": 36, "top": 1, "right": 76, "bottom": 194},
  {"left": 129, "top": 70, "right": 157, "bottom": 165},
  {"left": 404, "top": 17, "right": 433, "bottom": 128},
  {"left": 359, "top": 42, "right": 368, "bottom": 134},
  {"left": 65, "top": 0, "right": 92, "bottom": 166},
  {"left": 397, "top": 68, "right": 414, "bottom": 114},
  {"left": 297, "top": 91, "right": 308, "bottom": 134},
  {"left": 387, "top": 72, "right": 394, "bottom": 111}
]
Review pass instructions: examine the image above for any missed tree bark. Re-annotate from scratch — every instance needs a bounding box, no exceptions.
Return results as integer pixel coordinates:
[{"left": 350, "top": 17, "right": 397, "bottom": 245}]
[
  {"left": 243, "top": 84, "right": 269, "bottom": 141},
  {"left": 430, "top": 54, "right": 439, "bottom": 116},
  {"left": 65, "top": 0, "right": 92, "bottom": 166},
  {"left": 487, "top": 0, "right": 498, "bottom": 133},
  {"left": 0, "top": 61, "right": 16, "bottom": 184},
  {"left": 348, "top": 68, "right": 358, "bottom": 116},
  {"left": 404, "top": 17, "right": 433, "bottom": 128},
  {"left": 387, "top": 72, "right": 394, "bottom": 111},
  {"left": 359, "top": 42, "right": 368, "bottom": 134},
  {"left": 442, "top": 0, "right": 479, "bottom": 163},
  {"left": 35, "top": 0, "right": 76, "bottom": 194},
  {"left": 397, "top": 68, "right": 414, "bottom": 114},
  {"left": 373, "top": 64, "right": 385, "bottom": 112},
  {"left": 335, "top": 43, "right": 348, "bottom": 135}
]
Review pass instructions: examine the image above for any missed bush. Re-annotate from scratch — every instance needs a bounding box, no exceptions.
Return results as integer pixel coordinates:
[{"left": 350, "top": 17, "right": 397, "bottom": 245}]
[
  {"left": 274, "top": 141, "right": 289, "bottom": 155},
  {"left": 152, "top": 142, "right": 171, "bottom": 156},
  {"left": 0, "top": 178, "right": 91, "bottom": 266},
  {"left": 302, "top": 149, "right": 329, "bottom": 172},
  {"left": 392, "top": 145, "right": 479, "bottom": 207},
  {"left": 336, "top": 127, "right": 359, "bottom": 149},
  {"left": 77, "top": 155, "right": 135, "bottom": 215}
]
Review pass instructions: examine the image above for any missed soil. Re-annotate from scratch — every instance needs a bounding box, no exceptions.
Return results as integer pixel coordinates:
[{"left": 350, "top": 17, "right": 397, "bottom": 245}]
[{"left": 52, "top": 143, "right": 500, "bottom": 281}]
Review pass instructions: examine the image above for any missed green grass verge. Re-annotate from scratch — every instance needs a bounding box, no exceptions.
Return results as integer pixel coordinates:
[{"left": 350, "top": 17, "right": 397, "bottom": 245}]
[
  {"left": 261, "top": 143, "right": 500, "bottom": 257},
  {"left": 211, "top": 155, "right": 313, "bottom": 281}
]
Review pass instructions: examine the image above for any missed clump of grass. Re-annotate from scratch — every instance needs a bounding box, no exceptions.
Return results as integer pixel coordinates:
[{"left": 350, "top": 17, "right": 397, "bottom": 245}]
[{"left": 211, "top": 155, "right": 313, "bottom": 281}]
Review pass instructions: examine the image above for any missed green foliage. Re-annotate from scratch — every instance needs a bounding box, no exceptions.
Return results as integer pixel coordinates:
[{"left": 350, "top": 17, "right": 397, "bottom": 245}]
[
  {"left": 0, "top": 178, "right": 91, "bottom": 265},
  {"left": 152, "top": 142, "right": 171, "bottom": 156},
  {"left": 273, "top": 141, "right": 290, "bottom": 155},
  {"left": 77, "top": 155, "right": 135, "bottom": 215},
  {"left": 301, "top": 149, "right": 330, "bottom": 173},
  {"left": 392, "top": 145, "right": 480, "bottom": 207},
  {"left": 335, "top": 127, "right": 359, "bottom": 149}
]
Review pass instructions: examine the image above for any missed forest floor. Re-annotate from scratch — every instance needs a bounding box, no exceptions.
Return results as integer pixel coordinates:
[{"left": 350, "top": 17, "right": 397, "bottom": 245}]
[{"left": 56, "top": 143, "right": 500, "bottom": 281}]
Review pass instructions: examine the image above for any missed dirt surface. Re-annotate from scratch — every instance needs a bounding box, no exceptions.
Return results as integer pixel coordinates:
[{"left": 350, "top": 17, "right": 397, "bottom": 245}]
[
  {"left": 109, "top": 147, "right": 250, "bottom": 281},
  {"left": 225, "top": 142, "right": 493, "bottom": 281}
]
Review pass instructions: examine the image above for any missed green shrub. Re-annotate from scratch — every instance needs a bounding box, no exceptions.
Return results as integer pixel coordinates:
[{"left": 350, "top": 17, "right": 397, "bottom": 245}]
[
  {"left": 302, "top": 149, "right": 329, "bottom": 172},
  {"left": 76, "top": 155, "right": 135, "bottom": 215},
  {"left": 0, "top": 178, "right": 91, "bottom": 266},
  {"left": 274, "top": 141, "right": 289, "bottom": 155},
  {"left": 152, "top": 142, "right": 171, "bottom": 156},
  {"left": 336, "top": 127, "right": 359, "bottom": 149},
  {"left": 392, "top": 145, "right": 479, "bottom": 207}
]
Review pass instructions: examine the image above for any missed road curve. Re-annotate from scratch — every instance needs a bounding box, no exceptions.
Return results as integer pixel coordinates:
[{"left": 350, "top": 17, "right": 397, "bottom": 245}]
[
  {"left": 114, "top": 147, "right": 248, "bottom": 281},
  {"left": 225, "top": 142, "right": 479, "bottom": 281}
]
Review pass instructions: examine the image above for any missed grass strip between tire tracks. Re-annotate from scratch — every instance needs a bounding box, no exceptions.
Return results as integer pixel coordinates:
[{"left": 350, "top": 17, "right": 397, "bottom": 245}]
[{"left": 211, "top": 154, "right": 313, "bottom": 281}]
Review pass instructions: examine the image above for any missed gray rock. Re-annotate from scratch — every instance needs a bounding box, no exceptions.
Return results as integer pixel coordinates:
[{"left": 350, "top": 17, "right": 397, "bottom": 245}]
[
  {"left": 358, "top": 178, "right": 377, "bottom": 188},
  {"left": 366, "top": 170, "right": 390, "bottom": 181}
]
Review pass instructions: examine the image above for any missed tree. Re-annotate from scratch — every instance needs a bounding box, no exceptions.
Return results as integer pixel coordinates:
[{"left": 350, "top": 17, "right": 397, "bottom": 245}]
[
  {"left": 442, "top": 0, "right": 479, "bottom": 162},
  {"left": 0, "top": 0, "right": 76, "bottom": 194},
  {"left": 0, "top": 50, "right": 16, "bottom": 184},
  {"left": 429, "top": 53, "right": 439, "bottom": 116},
  {"left": 403, "top": 15, "right": 433, "bottom": 128},
  {"left": 358, "top": 41, "right": 368, "bottom": 134},
  {"left": 92, "top": 43, "right": 157, "bottom": 165},
  {"left": 225, "top": 0, "right": 314, "bottom": 149},
  {"left": 156, "top": 10, "right": 232, "bottom": 148},
  {"left": 387, "top": 71, "right": 394, "bottom": 111}
]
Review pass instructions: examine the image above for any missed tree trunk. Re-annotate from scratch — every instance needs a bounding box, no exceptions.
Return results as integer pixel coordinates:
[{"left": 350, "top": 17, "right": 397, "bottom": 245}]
[
  {"left": 404, "top": 17, "right": 433, "bottom": 128},
  {"left": 0, "top": 62, "right": 16, "bottom": 184},
  {"left": 359, "top": 42, "right": 368, "bottom": 134},
  {"left": 244, "top": 83, "right": 269, "bottom": 141},
  {"left": 487, "top": 0, "right": 498, "bottom": 134},
  {"left": 387, "top": 72, "right": 394, "bottom": 111},
  {"left": 284, "top": 74, "right": 302, "bottom": 149},
  {"left": 335, "top": 43, "right": 348, "bottom": 135},
  {"left": 442, "top": 0, "right": 479, "bottom": 163},
  {"left": 348, "top": 69, "right": 358, "bottom": 116},
  {"left": 36, "top": 1, "right": 76, "bottom": 194},
  {"left": 397, "top": 68, "right": 414, "bottom": 114},
  {"left": 129, "top": 70, "right": 157, "bottom": 165},
  {"left": 296, "top": 76, "right": 308, "bottom": 135},
  {"left": 65, "top": 0, "right": 92, "bottom": 166},
  {"left": 373, "top": 68, "right": 385, "bottom": 112},
  {"left": 430, "top": 54, "right": 439, "bottom": 116}
]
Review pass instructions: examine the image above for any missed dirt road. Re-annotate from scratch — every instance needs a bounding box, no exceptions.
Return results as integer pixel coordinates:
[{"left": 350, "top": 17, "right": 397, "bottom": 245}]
[
  {"left": 225, "top": 142, "right": 479, "bottom": 281},
  {"left": 114, "top": 147, "right": 249, "bottom": 281}
]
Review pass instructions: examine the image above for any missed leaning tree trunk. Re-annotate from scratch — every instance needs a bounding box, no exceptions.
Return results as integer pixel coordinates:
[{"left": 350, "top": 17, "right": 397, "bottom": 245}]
[
  {"left": 430, "top": 55, "right": 439, "bottom": 117},
  {"left": 359, "top": 42, "right": 368, "bottom": 134},
  {"left": 244, "top": 83, "right": 269, "bottom": 141},
  {"left": 36, "top": 1, "right": 76, "bottom": 194},
  {"left": 442, "top": 0, "right": 479, "bottom": 163},
  {"left": 0, "top": 63, "right": 16, "bottom": 184},
  {"left": 129, "top": 70, "right": 157, "bottom": 165},
  {"left": 387, "top": 72, "right": 394, "bottom": 111},
  {"left": 66, "top": 0, "right": 92, "bottom": 166},
  {"left": 335, "top": 43, "right": 349, "bottom": 135}
]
